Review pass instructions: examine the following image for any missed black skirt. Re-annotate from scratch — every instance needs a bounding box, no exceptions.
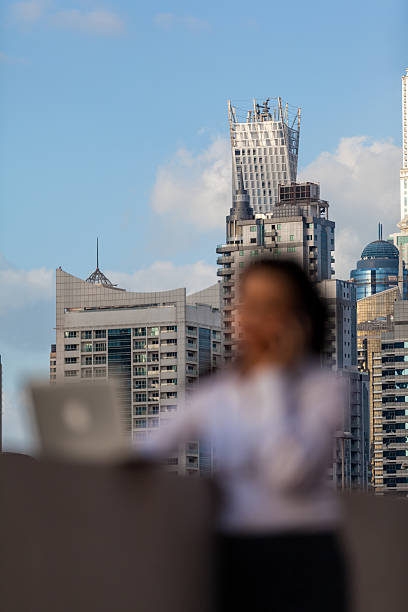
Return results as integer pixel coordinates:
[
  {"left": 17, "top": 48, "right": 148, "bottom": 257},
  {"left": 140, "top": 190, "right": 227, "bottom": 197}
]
[{"left": 215, "top": 530, "right": 349, "bottom": 612}]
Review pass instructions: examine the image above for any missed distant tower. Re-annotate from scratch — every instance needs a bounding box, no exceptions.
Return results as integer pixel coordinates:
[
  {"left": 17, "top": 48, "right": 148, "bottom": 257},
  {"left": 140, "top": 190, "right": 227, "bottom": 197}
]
[
  {"left": 228, "top": 97, "right": 301, "bottom": 214},
  {"left": 400, "top": 68, "right": 408, "bottom": 220}
]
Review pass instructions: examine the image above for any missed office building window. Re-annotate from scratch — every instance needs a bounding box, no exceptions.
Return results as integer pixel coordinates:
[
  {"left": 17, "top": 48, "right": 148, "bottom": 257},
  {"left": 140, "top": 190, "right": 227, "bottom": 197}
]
[
  {"left": 94, "top": 330, "right": 106, "bottom": 339},
  {"left": 134, "top": 392, "right": 147, "bottom": 403},
  {"left": 65, "top": 370, "right": 78, "bottom": 377},
  {"left": 134, "top": 379, "right": 147, "bottom": 389},
  {"left": 65, "top": 344, "right": 78, "bottom": 351},
  {"left": 148, "top": 327, "right": 159, "bottom": 337},
  {"left": 133, "top": 340, "right": 146, "bottom": 350},
  {"left": 81, "top": 331, "right": 92, "bottom": 339},
  {"left": 65, "top": 357, "right": 77, "bottom": 364},
  {"left": 64, "top": 331, "right": 77, "bottom": 338},
  {"left": 133, "top": 406, "right": 146, "bottom": 416},
  {"left": 134, "top": 327, "right": 146, "bottom": 337},
  {"left": 81, "top": 342, "right": 92, "bottom": 353},
  {"left": 134, "top": 366, "right": 146, "bottom": 376},
  {"left": 133, "top": 418, "right": 147, "bottom": 429}
]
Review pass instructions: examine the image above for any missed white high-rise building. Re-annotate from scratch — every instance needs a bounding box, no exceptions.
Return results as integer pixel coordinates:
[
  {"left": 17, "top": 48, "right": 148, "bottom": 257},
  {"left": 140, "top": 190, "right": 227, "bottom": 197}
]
[
  {"left": 390, "top": 69, "right": 408, "bottom": 264},
  {"left": 55, "top": 266, "right": 222, "bottom": 474},
  {"left": 228, "top": 97, "right": 301, "bottom": 214},
  {"left": 400, "top": 68, "right": 408, "bottom": 220}
]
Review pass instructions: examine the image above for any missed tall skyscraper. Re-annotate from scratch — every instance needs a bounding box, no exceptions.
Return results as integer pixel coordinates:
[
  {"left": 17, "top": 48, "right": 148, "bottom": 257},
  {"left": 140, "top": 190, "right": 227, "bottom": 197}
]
[
  {"left": 228, "top": 97, "right": 301, "bottom": 213},
  {"left": 389, "top": 69, "right": 408, "bottom": 261},
  {"left": 217, "top": 180, "right": 335, "bottom": 359},
  {"left": 218, "top": 94, "right": 370, "bottom": 489},
  {"left": 400, "top": 68, "right": 408, "bottom": 221},
  {"left": 54, "top": 266, "right": 222, "bottom": 475}
]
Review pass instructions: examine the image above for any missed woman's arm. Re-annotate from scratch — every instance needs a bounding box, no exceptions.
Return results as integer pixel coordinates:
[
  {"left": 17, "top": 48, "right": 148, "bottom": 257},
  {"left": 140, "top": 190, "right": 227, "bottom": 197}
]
[
  {"left": 257, "top": 370, "right": 346, "bottom": 492},
  {"left": 139, "top": 389, "right": 207, "bottom": 461}
]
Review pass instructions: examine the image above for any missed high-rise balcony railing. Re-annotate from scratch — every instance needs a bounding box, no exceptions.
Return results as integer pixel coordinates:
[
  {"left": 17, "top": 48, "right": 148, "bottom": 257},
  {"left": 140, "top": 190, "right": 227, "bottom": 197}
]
[
  {"left": 217, "top": 255, "right": 234, "bottom": 265},
  {"left": 217, "top": 268, "right": 233, "bottom": 277}
]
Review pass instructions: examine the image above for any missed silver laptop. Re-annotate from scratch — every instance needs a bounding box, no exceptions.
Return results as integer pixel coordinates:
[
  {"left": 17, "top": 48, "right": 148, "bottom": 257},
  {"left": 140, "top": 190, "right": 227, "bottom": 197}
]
[{"left": 29, "top": 380, "right": 130, "bottom": 463}]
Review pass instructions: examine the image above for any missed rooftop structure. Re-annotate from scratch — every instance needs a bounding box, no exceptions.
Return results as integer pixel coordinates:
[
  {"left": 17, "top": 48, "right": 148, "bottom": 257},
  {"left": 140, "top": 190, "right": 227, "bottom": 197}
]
[
  {"left": 85, "top": 239, "right": 121, "bottom": 289},
  {"left": 228, "top": 97, "right": 301, "bottom": 213}
]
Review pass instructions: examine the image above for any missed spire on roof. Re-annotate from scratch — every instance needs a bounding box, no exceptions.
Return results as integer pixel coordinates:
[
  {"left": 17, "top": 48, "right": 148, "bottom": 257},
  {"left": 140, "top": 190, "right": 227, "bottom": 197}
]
[{"left": 86, "top": 238, "right": 116, "bottom": 287}]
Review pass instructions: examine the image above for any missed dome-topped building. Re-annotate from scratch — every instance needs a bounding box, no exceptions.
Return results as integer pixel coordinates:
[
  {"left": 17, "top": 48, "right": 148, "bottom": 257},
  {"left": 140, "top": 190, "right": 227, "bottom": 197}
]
[
  {"left": 350, "top": 226, "right": 407, "bottom": 300},
  {"left": 360, "top": 240, "right": 399, "bottom": 261}
]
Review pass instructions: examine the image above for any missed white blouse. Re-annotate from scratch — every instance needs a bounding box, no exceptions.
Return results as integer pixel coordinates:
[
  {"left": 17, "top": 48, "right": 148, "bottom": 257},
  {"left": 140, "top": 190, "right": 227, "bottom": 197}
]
[{"left": 145, "top": 362, "right": 346, "bottom": 534}]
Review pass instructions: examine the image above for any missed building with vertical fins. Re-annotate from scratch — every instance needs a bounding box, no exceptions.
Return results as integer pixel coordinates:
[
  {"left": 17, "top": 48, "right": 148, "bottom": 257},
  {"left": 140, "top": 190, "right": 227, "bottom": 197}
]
[
  {"left": 228, "top": 97, "right": 301, "bottom": 213},
  {"left": 218, "top": 93, "right": 369, "bottom": 489},
  {"left": 54, "top": 262, "right": 222, "bottom": 475}
]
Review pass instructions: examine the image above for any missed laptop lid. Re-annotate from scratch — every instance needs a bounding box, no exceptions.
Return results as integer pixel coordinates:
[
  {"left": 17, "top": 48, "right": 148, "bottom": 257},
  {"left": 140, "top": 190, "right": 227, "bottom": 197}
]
[{"left": 28, "top": 380, "right": 130, "bottom": 463}]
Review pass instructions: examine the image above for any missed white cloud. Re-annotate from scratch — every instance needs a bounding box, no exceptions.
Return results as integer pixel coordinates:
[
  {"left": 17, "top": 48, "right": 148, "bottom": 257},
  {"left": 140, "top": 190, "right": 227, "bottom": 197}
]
[
  {"left": 150, "top": 137, "right": 230, "bottom": 231},
  {"left": 299, "top": 136, "right": 401, "bottom": 279},
  {"left": 108, "top": 260, "right": 217, "bottom": 294},
  {"left": 0, "top": 255, "right": 53, "bottom": 315},
  {"left": 10, "top": 2, "right": 125, "bottom": 36},
  {"left": 153, "top": 13, "right": 209, "bottom": 32},
  {"left": 51, "top": 8, "right": 125, "bottom": 36},
  {"left": 11, "top": 0, "right": 48, "bottom": 23}
]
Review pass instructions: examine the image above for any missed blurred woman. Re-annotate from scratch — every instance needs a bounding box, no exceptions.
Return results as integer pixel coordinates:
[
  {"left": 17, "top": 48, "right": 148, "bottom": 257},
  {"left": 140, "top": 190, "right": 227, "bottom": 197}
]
[{"left": 146, "top": 258, "right": 348, "bottom": 612}]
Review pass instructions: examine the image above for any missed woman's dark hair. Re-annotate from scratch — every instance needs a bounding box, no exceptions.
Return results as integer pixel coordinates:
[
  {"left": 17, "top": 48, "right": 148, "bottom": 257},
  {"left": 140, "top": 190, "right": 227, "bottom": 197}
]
[{"left": 240, "top": 258, "right": 328, "bottom": 355}]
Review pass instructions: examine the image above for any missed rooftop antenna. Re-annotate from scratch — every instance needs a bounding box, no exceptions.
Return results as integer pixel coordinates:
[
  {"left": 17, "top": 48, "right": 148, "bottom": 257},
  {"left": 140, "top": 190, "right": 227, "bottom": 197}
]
[{"left": 86, "top": 237, "right": 118, "bottom": 288}]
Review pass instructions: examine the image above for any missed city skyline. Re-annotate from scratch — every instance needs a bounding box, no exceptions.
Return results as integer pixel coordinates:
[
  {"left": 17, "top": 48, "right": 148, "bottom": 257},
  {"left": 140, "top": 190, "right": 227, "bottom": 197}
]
[{"left": 0, "top": 0, "right": 407, "bottom": 450}]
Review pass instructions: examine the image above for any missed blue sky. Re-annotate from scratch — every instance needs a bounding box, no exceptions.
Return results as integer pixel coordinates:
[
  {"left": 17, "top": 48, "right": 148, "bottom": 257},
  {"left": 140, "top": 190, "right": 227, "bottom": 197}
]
[{"left": 0, "top": 0, "right": 407, "bottom": 448}]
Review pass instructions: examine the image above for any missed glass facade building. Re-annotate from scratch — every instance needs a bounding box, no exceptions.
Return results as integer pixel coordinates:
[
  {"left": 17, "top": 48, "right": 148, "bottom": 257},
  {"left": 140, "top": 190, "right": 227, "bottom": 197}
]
[{"left": 350, "top": 239, "right": 407, "bottom": 301}]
